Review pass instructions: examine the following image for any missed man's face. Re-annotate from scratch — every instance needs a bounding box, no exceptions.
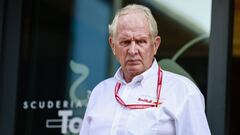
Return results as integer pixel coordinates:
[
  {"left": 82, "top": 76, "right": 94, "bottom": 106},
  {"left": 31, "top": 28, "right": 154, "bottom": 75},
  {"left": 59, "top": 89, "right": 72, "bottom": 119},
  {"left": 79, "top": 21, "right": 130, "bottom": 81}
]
[{"left": 109, "top": 12, "right": 161, "bottom": 79}]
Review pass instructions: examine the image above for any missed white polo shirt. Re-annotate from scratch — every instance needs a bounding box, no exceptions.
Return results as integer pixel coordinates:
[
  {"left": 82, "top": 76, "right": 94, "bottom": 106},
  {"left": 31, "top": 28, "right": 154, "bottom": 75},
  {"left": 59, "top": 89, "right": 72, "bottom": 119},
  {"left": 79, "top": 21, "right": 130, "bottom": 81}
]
[{"left": 79, "top": 59, "right": 211, "bottom": 135}]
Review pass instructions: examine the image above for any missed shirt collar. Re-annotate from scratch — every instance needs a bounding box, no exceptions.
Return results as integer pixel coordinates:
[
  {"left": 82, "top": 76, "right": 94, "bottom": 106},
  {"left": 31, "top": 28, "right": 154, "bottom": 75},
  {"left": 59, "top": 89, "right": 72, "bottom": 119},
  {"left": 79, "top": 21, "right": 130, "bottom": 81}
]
[{"left": 114, "top": 59, "right": 159, "bottom": 86}]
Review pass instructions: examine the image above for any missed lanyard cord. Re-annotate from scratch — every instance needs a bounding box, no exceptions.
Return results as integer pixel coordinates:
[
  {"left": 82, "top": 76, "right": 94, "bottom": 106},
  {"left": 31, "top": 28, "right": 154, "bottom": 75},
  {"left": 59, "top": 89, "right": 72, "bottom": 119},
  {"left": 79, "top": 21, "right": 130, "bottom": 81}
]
[{"left": 114, "top": 67, "right": 163, "bottom": 109}]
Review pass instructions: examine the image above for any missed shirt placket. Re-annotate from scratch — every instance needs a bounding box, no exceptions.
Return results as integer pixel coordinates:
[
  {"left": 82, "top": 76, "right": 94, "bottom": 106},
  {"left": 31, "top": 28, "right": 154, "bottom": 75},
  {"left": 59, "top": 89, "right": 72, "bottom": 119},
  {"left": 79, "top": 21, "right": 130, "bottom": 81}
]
[{"left": 111, "top": 84, "right": 132, "bottom": 135}]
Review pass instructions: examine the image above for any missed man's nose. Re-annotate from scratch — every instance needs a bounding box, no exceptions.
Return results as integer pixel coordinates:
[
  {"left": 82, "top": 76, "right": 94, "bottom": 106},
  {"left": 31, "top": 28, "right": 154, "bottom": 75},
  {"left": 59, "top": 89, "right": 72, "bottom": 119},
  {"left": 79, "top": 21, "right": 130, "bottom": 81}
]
[{"left": 128, "top": 41, "right": 138, "bottom": 55}]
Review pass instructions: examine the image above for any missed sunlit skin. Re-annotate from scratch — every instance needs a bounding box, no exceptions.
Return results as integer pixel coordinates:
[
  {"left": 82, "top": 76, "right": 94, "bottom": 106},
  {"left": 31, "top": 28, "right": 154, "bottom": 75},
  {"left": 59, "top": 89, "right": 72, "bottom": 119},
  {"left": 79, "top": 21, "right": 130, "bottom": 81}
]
[{"left": 109, "top": 11, "right": 161, "bottom": 83}]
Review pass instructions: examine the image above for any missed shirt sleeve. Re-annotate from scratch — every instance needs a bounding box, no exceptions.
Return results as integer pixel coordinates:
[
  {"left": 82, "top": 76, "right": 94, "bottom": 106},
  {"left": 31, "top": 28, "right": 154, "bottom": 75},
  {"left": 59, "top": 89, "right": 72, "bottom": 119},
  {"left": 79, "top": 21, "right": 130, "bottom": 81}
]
[
  {"left": 79, "top": 108, "right": 90, "bottom": 135},
  {"left": 175, "top": 91, "right": 211, "bottom": 135},
  {"left": 79, "top": 93, "right": 93, "bottom": 135},
  {"left": 79, "top": 84, "right": 102, "bottom": 135}
]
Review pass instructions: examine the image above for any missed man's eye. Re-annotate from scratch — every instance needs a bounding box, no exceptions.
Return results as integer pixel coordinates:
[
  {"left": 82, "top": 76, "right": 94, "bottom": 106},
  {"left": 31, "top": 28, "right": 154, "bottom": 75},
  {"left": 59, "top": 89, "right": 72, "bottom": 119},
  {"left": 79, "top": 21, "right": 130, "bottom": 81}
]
[
  {"left": 120, "top": 41, "right": 130, "bottom": 46},
  {"left": 136, "top": 40, "right": 146, "bottom": 44}
]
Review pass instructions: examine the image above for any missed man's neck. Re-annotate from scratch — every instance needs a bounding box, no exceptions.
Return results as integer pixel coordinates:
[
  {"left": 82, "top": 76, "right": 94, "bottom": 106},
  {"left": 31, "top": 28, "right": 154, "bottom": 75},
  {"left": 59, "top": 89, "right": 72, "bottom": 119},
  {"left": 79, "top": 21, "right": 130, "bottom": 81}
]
[
  {"left": 122, "top": 70, "right": 143, "bottom": 83},
  {"left": 123, "top": 73, "right": 135, "bottom": 83}
]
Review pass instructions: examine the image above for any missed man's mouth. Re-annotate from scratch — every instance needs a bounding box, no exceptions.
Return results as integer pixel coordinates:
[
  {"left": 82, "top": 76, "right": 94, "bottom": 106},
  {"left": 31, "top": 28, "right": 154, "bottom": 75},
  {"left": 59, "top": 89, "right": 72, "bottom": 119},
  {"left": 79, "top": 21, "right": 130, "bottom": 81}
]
[{"left": 127, "top": 60, "right": 141, "bottom": 65}]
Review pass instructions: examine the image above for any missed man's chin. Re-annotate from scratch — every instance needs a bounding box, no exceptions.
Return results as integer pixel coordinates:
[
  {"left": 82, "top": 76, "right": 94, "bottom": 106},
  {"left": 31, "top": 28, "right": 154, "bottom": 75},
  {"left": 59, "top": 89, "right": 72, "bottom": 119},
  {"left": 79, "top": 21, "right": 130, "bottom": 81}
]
[{"left": 126, "top": 66, "right": 143, "bottom": 75}]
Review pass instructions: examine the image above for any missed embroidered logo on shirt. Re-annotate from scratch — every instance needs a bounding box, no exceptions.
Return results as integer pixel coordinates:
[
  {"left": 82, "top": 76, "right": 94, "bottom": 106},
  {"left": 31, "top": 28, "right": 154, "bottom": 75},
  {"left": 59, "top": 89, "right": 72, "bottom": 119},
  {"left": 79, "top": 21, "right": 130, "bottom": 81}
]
[
  {"left": 137, "top": 98, "right": 153, "bottom": 104},
  {"left": 137, "top": 97, "right": 162, "bottom": 107}
]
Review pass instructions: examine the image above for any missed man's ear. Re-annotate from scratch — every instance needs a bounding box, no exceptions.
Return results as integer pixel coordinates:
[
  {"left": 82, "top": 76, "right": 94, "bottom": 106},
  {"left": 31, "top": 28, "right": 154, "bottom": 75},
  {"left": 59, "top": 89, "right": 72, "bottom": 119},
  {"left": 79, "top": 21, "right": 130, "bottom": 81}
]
[
  {"left": 153, "top": 36, "right": 161, "bottom": 55},
  {"left": 109, "top": 36, "right": 115, "bottom": 55}
]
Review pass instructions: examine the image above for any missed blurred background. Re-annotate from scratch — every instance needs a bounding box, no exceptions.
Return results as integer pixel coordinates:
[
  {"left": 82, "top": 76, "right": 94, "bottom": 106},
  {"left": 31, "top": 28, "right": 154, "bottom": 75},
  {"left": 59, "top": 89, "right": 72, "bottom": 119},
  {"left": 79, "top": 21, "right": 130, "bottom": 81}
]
[{"left": 0, "top": 0, "right": 239, "bottom": 135}]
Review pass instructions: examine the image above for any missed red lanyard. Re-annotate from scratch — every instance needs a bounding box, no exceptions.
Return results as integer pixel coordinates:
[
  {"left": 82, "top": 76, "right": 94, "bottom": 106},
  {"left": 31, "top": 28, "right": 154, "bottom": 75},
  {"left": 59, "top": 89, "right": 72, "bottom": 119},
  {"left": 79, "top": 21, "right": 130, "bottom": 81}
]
[{"left": 114, "top": 67, "right": 163, "bottom": 109}]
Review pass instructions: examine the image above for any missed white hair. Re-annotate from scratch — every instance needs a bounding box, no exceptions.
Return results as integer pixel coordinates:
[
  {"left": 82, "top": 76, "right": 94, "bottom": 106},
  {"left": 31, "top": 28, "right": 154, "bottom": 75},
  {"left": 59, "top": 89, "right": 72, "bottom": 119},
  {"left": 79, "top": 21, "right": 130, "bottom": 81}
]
[{"left": 108, "top": 4, "right": 158, "bottom": 38}]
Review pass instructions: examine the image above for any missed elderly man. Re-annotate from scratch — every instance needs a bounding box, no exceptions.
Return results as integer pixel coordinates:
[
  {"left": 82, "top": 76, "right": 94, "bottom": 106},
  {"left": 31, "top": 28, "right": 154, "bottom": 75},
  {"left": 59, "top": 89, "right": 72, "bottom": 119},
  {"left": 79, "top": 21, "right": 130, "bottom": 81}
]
[{"left": 80, "top": 4, "right": 211, "bottom": 135}]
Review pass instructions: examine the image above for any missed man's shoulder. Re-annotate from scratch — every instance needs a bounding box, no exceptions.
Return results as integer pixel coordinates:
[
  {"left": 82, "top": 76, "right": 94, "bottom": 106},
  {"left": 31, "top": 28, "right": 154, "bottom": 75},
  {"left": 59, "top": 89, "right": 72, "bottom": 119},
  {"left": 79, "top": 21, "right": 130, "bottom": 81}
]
[
  {"left": 93, "top": 77, "right": 116, "bottom": 90},
  {"left": 162, "top": 70, "right": 200, "bottom": 95},
  {"left": 163, "top": 70, "right": 193, "bottom": 83},
  {"left": 161, "top": 70, "right": 205, "bottom": 116},
  {"left": 88, "top": 77, "right": 116, "bottom": 100}
]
